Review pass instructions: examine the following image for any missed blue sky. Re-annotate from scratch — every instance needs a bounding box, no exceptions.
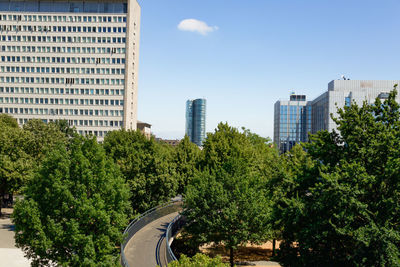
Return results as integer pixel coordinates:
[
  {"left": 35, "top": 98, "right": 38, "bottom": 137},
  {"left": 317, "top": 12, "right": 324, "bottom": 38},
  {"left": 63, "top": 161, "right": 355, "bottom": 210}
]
[{"left": 137, "top": 0, "right": 400, "bottom": 140}]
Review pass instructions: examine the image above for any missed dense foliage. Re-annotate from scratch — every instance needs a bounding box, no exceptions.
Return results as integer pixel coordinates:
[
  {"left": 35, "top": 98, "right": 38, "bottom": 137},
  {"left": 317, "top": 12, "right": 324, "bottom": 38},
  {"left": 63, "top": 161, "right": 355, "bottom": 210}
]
[
  {"left": 5, "top": 88, "right": 400, "bottom": 266},
  {"left": 168, "top": 253, "right": 229, "bottom": 267},
  {"left": 174, "top": 135, "right": 201, "bottom": 194},
  {"left": 0, "top": 115, "right": 34, "bottom": 215},
  {"left": 275, "top": 89, "right": 400, "bottom": 266},
  {"left": 183, "top": 123, "right": 279, "bottom": 267},
  {"left": 103, "top": 129, "right": 179, "bottom": 214},
  {"left": 13, "top": 136, "right": 131, "bottom": 266}
]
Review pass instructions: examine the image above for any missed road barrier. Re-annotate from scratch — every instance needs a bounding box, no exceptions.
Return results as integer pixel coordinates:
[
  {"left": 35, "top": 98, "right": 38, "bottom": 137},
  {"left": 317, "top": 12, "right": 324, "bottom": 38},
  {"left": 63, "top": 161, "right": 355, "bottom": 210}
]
[
  {"left": 121, "top": 200, "right": 182, "bottom": 267},
  {"left": 165, "top": 214, "right": 187, "bottom": 263}
]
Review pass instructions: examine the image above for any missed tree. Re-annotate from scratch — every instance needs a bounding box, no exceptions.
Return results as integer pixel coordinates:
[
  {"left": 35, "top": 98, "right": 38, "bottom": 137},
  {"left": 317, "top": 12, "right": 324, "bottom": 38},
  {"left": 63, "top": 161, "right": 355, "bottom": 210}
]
[
  {"left": 168, "top": 253, "right": 229, "bottom": 267},
  {"left": 183, "top": 123, "right": 280, "bottom": 267},
  {"left": 23, "top": 119, "right": 68, "bottom": 159},
  {"left": 183, "top": 159, "right": 272, "bottom": 267},
  {"left": 103, "top": 130, "right": 177, "bottom": 214},
  {"left": 0, "top": 115, "right": 34, "bottom": 216},
  {"left": 276, "top": 89, "right": 400, "bottom": 266},
  {"left": 12, "top": 136, "right": 131, "bottom": 266},
  {"left": 52, "top": 119, "right": 77, "bottom": 138},
  {"left": 173, "top": 135, "right": 201, "bottom": 194},
  {"left": 0, "top": 113, "right": 19, "bottom": 128},
  {"left": 202, "top": 123, "right": 280, "bottom": 175}
]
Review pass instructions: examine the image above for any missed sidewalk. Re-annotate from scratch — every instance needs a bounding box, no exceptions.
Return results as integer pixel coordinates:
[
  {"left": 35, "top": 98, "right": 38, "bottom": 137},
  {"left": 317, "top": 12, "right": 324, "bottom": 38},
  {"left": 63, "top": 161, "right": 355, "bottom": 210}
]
[{"left": 0, "top": 208, "right": 31, "bottom": 267}]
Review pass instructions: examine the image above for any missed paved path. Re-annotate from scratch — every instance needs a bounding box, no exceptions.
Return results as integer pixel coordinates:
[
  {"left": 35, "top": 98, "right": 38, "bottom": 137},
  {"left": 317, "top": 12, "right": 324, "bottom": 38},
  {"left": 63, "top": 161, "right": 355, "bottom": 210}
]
[
  {"left": 124, "top": 212, "right": 179, "bottom": 267},
  {"left": 0, "top": 209, "right": 31, "bottom": 267}
]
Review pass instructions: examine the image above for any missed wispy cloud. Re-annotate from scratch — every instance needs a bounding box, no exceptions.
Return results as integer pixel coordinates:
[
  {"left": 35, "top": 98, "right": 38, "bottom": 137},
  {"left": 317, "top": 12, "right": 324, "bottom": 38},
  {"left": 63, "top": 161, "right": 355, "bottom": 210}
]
[{"left": 177, "top": 19, "right": 218, "bottom": 35}]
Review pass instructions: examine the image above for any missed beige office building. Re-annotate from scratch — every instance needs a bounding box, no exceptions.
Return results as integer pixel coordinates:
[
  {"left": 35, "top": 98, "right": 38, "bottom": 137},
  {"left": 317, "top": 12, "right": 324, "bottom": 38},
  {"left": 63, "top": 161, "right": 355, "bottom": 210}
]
[{"left": 0, "top": 0, "right": 141, "bottom": 140}]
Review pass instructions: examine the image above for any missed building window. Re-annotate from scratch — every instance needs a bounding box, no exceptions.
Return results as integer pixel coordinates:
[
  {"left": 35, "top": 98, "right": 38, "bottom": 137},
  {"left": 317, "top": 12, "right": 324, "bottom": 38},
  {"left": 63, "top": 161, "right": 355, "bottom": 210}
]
[{"left": 345, "top": 96, "right": 351, "bottom": 107}]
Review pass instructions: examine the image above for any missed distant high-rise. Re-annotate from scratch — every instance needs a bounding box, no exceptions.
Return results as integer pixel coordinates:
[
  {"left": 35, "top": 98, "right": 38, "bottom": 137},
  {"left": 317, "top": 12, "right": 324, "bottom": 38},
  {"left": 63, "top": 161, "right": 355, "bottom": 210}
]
[
  {"left": 186, "top": 98, "right": 206, "bottom": 146},
  {"left": 274, "top": 93, "right": 312, "bottom": 153}
]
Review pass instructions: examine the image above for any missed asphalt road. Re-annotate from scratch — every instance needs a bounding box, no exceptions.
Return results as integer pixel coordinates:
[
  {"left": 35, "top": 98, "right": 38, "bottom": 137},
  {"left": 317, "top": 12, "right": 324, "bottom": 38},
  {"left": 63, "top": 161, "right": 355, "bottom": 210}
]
[{"left": 123, "top": 211, "right": 179, "bottom": 267}]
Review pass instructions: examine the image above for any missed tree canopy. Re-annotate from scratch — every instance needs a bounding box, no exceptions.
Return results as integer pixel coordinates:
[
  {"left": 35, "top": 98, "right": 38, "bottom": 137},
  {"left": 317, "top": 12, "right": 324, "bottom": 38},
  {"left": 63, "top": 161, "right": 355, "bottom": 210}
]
[
  {"left": 0, "top": 115, "right": 34, "bottom": 215},
  {"left": 173, "top": 135, "right": 201, "bottom": 194},
  {"left": 168, "top": 253, "right": 229, "bottom": 267},
  {"left": 276, "top": 89, "right": 400, "bottom": 266},
  {"left": 13, "top": 136, "right": 131, "bottom": 266},
  {"left": 103, "top": 129, "right": 178, "bottom": 214},
  {"left": 183, "top": 124, "right": 278, "bottom": 267}
]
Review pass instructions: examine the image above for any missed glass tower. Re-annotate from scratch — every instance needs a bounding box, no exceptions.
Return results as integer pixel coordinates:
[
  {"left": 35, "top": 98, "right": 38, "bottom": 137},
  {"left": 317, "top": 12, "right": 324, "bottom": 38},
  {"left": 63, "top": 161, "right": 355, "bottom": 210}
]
[
  {"left": 0, "top": 0, "right": 141, "bottom": 141},
  {"left": 274, "top": 94, "right": 311, "bottom": 153},
  {"left": 185, "top": 98, "right": 206, "bottom": 146}
]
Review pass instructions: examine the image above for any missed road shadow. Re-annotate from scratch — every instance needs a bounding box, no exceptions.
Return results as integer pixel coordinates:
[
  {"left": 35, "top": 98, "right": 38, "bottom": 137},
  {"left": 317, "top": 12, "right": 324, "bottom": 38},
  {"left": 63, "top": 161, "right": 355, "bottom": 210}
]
[{"left": 156, "top": 222, "right": 169, "bottom": 234}]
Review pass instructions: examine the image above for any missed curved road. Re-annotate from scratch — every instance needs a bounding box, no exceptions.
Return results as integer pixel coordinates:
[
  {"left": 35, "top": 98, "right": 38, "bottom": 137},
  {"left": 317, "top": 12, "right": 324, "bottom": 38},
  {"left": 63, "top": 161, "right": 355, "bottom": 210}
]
[{"left": 123, "top": 211, "right": 179, "bottom": 267}]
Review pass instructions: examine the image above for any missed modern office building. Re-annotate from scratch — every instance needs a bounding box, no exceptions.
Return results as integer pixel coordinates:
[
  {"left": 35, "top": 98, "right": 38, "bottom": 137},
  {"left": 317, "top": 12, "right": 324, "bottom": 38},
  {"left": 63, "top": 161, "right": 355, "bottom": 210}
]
[
  {"left": 311, "top": 80, "right": 400, "bottom": 134},
  {"left": 274, "top": 93, "right": 311, "bottom": 153},
  {"left": 0, "top": 0, "right": 141, "bottom": 140},
  {"left": 274, "top": 80, "right": 400, "bottom": 153},
  {"left": 185, "top": 98, "right": 206, "bottom": 146}
]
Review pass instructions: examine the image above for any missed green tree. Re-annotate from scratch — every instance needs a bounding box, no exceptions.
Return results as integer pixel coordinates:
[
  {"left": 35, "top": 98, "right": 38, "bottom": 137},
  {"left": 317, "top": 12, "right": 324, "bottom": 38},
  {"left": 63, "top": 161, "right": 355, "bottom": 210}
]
[
  {"left": 276, "top": 89, "right": 400, "bottom": 266},
  {"left": 202, "top": 123, "right": 280, "bottom": 176},
  {"left": 103, "top": 129, "right": 177, "bottom": 213},
  {"left": 0, "top": 113, "right": 19, "bottom": 128},
  {"left": 183, "top": 159, "right": 272, "bottom": 267},
  {"left": 168, "top": 253, "right": 229, "bottom": 267},
  {"left": 183, "top": 123, "right": 280, "bottom": 267},
  {"left": 0, "top": 115, "right": 34, "bottom": 216},
  {"left": 23, "top": 119, "right": 69, "bottom": 160},
  {"left": 52, "top": 119, "right": 77, "bottom": 138},
  {"left": 13, "top": 136, "right": 131, "bottom": 266},
  {"left": 174, "top": 135, "right": 201, "bottom": 194}
]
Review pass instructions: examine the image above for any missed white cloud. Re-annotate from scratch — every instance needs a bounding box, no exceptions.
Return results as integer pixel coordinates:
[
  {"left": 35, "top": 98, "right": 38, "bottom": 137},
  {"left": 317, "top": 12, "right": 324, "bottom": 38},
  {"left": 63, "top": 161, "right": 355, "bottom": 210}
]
[{"left": 177, "top": 19, "right": 218, "bottom": 35}]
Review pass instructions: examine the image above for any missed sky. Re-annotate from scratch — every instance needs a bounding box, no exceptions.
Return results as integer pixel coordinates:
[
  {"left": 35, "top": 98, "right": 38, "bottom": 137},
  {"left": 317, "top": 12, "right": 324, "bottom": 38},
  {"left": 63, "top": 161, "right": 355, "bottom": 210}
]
[{"left": 136, "top": 0, "right": 400, "bottom": 140}]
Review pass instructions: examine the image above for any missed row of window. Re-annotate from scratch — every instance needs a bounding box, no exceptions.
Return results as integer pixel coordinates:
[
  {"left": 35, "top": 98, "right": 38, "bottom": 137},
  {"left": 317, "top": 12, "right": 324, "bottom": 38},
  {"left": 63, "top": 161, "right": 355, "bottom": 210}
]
[
  {"left": 0, "top": 14, "right": 127, "bottom": 23},
  {"left": 18, "top": 118, "right": 114, "bottom": 138},
  {"left": 0, "top": 24, "right": 127, "bottom": 33},
  {"left": 1, "top": 55, "right": 125, "bottom": 64},
  {"left": 0, "top": 66, "right": 125, "bottom": 75},
  {"left": 0, "top": 97, "right": 123, "bottom": 106},
  {"left": 1, "top": 35, "right": 127, "bottom": 44},
  {"left": 0, "top": 76, "right": 125, "bottom": 85},
  {"left": 0, "top": 87, "right": 124, "bottom": 96},
  {"left": 2, "top": 45, "right": 126, "bottom": 54},
  {"left": 0, "top": 107, "right": 122, "bottom": 117},
  {"left": 11, "top": 116, "right": 123, "bottom": 128}
]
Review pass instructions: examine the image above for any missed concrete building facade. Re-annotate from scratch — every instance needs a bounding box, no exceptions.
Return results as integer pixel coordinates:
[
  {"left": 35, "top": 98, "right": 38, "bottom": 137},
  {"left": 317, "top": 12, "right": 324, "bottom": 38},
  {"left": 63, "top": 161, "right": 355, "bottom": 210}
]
[
  {"left": 185, "top": 98, "right": 206, "bottom": 146},
  {"left": 311, "top": 80, "right": 400, "bottom": 134},
  {"left": 0, "top": 0, "right": 141, "bottom": 140}
]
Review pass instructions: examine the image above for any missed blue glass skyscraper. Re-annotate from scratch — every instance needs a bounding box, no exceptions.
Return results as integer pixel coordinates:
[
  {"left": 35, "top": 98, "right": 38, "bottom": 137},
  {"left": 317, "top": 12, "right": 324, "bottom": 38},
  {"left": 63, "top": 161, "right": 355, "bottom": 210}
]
[{"left": 186, "top": 98, "right": 206, "bottom": 146}]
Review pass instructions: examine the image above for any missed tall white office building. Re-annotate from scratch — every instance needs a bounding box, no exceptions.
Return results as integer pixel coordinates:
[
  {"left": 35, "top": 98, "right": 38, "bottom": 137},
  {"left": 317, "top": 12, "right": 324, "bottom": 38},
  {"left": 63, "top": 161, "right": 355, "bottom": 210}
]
[{"left": 0, "top": 0, "right": 141, "bottom": 140}]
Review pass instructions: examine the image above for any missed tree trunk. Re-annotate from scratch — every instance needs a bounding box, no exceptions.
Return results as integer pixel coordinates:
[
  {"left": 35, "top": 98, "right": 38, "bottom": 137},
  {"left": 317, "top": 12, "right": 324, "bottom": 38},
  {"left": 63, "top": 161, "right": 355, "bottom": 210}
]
[
  {"left": 272, "top": 239, "right": 276, "bottom": 257},
  {"left": 230, "top": 247, "right": 234, "bottom": 267}
]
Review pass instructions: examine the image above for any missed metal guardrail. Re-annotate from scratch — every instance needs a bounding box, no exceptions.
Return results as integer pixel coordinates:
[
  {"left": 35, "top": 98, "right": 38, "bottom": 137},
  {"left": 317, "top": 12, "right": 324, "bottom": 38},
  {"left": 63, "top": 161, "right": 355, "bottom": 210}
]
[
  {"left": 165, "top": 214, "right": 187, "bottom": 263},
  {"left": 120, "top": 200, "right": 182, "bottom": 267}
]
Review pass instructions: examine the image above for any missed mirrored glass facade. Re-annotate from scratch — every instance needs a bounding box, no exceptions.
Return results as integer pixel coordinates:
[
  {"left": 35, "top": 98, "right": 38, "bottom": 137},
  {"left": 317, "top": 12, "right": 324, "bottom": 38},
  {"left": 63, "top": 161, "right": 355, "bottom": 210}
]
[
  {"left": 185, "top": 98, "right": 206, "bottom": 146},
  {"left": 274, "top": 94, "right": 311, "bottom": 154}
]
